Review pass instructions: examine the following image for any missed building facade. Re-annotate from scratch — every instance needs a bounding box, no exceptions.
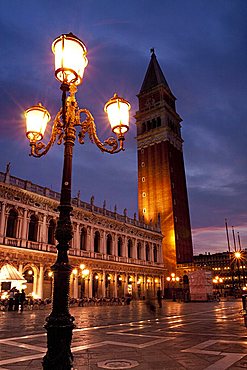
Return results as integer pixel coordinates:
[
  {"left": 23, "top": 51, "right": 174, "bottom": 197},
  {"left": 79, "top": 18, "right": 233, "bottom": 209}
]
[
  {"left": 193, "top": 251, "right": 247, "bottom": 295},
  {"left": 135, "top": 50, "right": 193, "bottom": 271},
  {"left": 0, "top": 169, "right": 164, "bottom": 299}
]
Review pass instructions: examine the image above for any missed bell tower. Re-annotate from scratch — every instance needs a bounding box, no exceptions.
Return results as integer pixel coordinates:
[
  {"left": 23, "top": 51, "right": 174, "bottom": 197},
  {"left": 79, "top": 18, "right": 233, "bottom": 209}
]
[{"left": 135, "top": 50, "right": 193, "bottom": 270}]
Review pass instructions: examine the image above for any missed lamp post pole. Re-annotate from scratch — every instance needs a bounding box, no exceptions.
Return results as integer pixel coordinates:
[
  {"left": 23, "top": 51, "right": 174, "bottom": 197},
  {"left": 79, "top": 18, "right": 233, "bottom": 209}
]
[
  {"left": 24, "top": 33, "right": 130, "bottom": 370},
  {"left": 43, "top": 85, "right": 75, "bottom": 369}
]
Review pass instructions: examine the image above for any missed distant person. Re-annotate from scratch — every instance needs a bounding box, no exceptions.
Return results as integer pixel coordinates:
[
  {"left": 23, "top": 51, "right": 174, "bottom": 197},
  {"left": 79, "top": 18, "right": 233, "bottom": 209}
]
[
  {"left": 8, "top": 289, "right": 14, "bottom": 311},
  {"left": 145, "top": 290, "right": 156, "bottom": 313},
  {"left": 157, "top": 288, "right": 162, "bottom": 308},
  {"left": 14, "top": 290, "right": 20, "bottom": 311},
  {"left": 19, "top": 289, "right": 26, "bottom": 312}
]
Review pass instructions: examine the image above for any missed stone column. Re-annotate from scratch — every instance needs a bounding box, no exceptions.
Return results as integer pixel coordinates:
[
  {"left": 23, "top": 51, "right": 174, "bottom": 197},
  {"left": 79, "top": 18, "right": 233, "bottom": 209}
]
[
  {"left": 102, "top": 271, "right": 106, "bottom": 297},
  {"left": 114, "top": 272, "right": 118, "bottom": 298},
  {"left": 101, "top": 231, "right": 106, "bottom": 255},
  {"left": 73, "top": 274, "right": 79, "bottom": 299},
  {"left": 124, "top": 273, "right": 128, "bottom": 296},
  {"left": 75, "top": 223, "right": 80, "bottom": 250},
  {"left": 42, "top": 214, "right": 47, "bottom": 243},
  {"left": 143, "top": 275, "right": 147, "bottom": 298},
  {"left": 133, "top": 274, "right": 138, "bottom": 299},
  {"left": 151, "top": 244, "right": 154, "bottom": 262},
  {"left": 33, "top": 270, "right": 38, "bottom": 297},
  {"left": 84, "top": 277, "right": 90, "bottom": 298},
  {"left": 0, "top": 202, "right": 6, "bottom": 240},
  {"left": 88, "top": 273, "right": 92, "bottom": 298},
  {"left": 37, "top": 218, "right": 43, "bottom": 243},
  {"left": 21, "top": 209, "right": 28, "bottom": 242},
  {"left": 16, "top": 214, "right": 22, "bottom": 240},
  {"left": 132, "top": 239, "right": 137, "bottom": 259},
  {"left": 112, "top": 234, "right": 117, "bottom": 257},
  {"left": 88, "top": 227, "right": 93, "bottom": 253},
  {"left": 122, "top": 236, "right": 127, "bottom": 258},
  {"left": 37, "top": 264, "right": 44, "bottom": 299}
]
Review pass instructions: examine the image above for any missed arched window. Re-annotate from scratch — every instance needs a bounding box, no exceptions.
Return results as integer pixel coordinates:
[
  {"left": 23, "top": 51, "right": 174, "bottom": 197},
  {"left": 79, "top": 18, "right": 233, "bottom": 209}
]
[
  {"left": 6, "top": 209, "right": 18, "bottom": 238},
  {"left": 142, "top": 122, "right": 146, "bottom": 134},
  {"left": 106, "top": 234, "right": 112, "bottom": 255},
  {"left": 137, "top": 242, "right": 142, "bottom": 260},
  {"left": 147, "top": 120, "right": 152, "bottom": 131},
  {"left": 80, "top": 228, "right": 87, "bottom": 251},
  {"left": 94, "top": 231, "right": 100, "bottom": 253},
  {"left": 28, "top": 215, "right": 38, "bottom": 242},
  {"left": 145, "top": 243, "right": 150, "bottom": 261},
  {"left": 118, "top": 237, "right": 123, "bottom": 257},
  {"left": 48, "top": 219, "right": 56, "bottom": 245},
  {"left": 153, "top": 244, "right": 157, "bottom": 262},
  {"left": 128, "top": 239, "right": 133, "bottom": 258}
]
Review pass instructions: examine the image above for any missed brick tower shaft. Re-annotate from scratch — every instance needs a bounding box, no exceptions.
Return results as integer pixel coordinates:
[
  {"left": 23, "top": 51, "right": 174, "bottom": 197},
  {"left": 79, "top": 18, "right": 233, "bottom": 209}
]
[{"left": 135, "top": 50, "right": 193, "bottom": 271}]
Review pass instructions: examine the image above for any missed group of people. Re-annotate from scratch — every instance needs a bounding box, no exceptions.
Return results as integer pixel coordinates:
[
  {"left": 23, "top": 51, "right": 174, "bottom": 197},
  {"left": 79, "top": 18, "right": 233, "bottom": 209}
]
[{"left": 8, "top": 288, "right": 26, "bottom": 312}]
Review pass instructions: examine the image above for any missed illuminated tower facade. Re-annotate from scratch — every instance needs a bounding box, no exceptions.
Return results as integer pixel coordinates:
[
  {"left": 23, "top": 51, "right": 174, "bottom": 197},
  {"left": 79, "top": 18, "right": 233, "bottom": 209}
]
[{"left": 135, "top": 50, "right": 193, "bottom": 270}]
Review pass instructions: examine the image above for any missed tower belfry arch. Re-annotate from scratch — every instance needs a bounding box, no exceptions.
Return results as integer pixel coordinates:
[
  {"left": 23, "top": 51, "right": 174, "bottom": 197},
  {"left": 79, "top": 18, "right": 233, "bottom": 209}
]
[{"left": 135, "top": 51, "right": 193, "bottom": 271}]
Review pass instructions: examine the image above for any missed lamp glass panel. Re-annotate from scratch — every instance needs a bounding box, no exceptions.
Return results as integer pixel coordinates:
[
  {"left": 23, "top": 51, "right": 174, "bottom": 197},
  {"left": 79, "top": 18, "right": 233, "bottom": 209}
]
[
  {"left": 106, "top": 100, "right": 129, "bottom": 134},
  {"left": 26, "top": 107, "right": 49, "bottom": 140},
  {"left": 54, "top": 37, "right": 87, "bottom": 85}
]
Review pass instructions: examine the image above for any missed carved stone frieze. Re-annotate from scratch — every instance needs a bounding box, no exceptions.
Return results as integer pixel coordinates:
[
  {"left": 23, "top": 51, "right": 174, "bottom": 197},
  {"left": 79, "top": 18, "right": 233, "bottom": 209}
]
[{"left": 137, "top": 128, "right": 183, "bottom": 151}]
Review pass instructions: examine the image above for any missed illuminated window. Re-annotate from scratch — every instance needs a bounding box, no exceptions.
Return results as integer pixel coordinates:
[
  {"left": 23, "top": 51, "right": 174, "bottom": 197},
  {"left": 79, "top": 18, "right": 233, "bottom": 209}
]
[
  {"left": 142, "top": 177, "right": 145, "bottom": 182},
  {"left": 141, "top": 162, "right": 145, "bottom": 167},
  {"left": 142, "top": 192, "right": 146, "bottom": 197},
  {"left": 143, "top": 208, "right": 146, "bottom": 213}
]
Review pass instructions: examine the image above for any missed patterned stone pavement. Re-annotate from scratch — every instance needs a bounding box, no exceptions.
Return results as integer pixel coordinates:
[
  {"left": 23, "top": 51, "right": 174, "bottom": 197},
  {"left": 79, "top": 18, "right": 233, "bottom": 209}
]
[{"left": 0, "top": 299, "right": 247, "bottom": 369}]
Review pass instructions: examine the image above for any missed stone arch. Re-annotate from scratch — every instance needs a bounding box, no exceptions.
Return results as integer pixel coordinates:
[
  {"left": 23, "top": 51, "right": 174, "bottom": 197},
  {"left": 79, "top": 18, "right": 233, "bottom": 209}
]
[
  {"left": 106, "top": 234, "right": 112, "bottom": 255},
  {"left": 117, "top": 237, "right": 123, "bottom": 257},
  {"left": 94, "top": 230, "right": 100, "bottom": 253},
  {"left": 153, "top": 244, "right": 158, "bottom": 262},
  {"left": 28, "top": 214, "right": 39, "bottom": 242},
  {"left": 80, "top": 227, "right": 87, "bottom": 251},
  {"left": 145, "top": 242, "right": 150, "bottom": 261},
  {"left": 137, "top": 241, "right": 142, "bottom": 260},
  {"left": 127, "top": 239, "right": 133, "bottom": 258},
  {"left": 48, "top": 219, "right": 56, "bottom": 245},
  {"left": 6, "top": 208, "right": 18, "bottom": 238}
]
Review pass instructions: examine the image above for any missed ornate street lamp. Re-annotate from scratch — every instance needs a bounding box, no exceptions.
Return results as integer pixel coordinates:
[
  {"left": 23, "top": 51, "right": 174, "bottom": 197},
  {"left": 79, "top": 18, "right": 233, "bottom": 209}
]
[{"left": 24, "top": 32, "right": 130, "bottom": 370}]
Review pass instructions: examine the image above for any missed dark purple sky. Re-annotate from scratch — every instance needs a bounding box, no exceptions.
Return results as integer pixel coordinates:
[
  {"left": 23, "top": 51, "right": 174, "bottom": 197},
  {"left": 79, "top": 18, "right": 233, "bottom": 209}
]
[{"left": 0, "top": 1, "right": 246, "bottom": 254}]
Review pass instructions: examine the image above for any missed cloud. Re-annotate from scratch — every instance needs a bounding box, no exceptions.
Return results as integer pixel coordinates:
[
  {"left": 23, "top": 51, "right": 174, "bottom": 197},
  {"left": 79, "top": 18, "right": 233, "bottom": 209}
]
[{"left": 0, "top": 0, "right": 247, "bottom": 253}]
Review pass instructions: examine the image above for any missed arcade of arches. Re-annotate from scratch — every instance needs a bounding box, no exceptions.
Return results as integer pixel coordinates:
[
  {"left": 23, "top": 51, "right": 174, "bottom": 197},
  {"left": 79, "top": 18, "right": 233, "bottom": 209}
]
[{"left": 0, "top": 171, "right": 165, "bottom": 299}]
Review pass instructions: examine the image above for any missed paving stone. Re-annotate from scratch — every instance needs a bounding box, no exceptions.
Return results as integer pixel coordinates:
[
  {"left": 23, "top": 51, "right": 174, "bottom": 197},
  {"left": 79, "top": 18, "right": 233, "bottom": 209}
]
[{"left": 0, "top": 300, "right": 246, "bottom": 369}]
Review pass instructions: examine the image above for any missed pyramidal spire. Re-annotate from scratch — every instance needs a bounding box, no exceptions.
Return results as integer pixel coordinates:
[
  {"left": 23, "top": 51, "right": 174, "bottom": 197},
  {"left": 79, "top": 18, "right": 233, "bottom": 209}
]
[{"left": 140, "top": 49, "right": 171, "bottom": 93}]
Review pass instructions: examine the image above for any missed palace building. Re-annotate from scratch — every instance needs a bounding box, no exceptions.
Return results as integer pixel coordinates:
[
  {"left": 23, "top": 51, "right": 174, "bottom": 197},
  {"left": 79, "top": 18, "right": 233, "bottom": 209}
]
[
  {"left": 0, "top": 169, "right": 164, "bottom": 299},
  {"left": 0, "top": 51, "right": 193, "bottom": 299}
]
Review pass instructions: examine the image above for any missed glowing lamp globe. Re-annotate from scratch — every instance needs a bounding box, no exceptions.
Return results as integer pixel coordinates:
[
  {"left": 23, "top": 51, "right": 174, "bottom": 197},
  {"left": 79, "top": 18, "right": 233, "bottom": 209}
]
[
  {"left": 104, "top": 93, "right": 130, "bottom": 136},
  {"left": 52, "top": 33, "right": 88, "bottom": 85},
  {"left": 25, "top": 103, "right": 50, "bottom": 142}
]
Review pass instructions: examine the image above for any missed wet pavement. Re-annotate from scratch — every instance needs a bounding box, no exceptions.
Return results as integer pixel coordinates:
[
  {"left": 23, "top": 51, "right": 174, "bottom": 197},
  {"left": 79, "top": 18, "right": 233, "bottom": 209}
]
[{"left": 0, "top": 299, "right": 247, "bottom": 369}]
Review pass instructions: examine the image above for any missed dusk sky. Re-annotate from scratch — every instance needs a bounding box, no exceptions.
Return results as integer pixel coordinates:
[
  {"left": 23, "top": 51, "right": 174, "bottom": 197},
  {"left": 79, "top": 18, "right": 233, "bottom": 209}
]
[{"left": 0, "top": 1, "right": 246, "bottom": 255}]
